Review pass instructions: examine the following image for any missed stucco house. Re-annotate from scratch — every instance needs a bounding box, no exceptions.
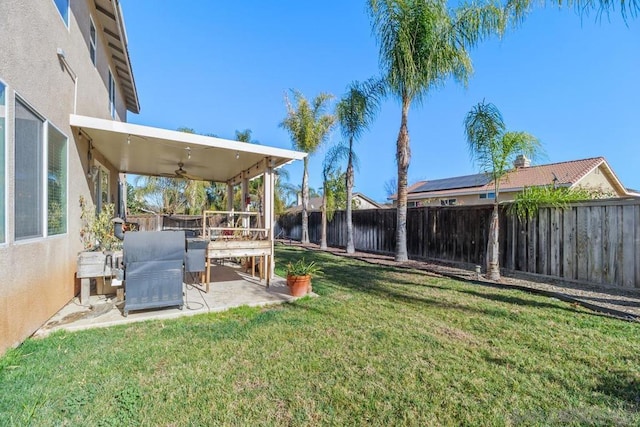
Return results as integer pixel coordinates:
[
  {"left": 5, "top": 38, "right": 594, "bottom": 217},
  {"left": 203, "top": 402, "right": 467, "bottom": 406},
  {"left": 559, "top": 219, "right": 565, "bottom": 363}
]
[
  {"left": 0, "top": 0, "right": 304, "bottom": 355},
  {"left": 286, "top": 192, "right": 383, "bottom": 213},
  {"left": 390, "top": 156, "right": 638, "bottom": 207}
]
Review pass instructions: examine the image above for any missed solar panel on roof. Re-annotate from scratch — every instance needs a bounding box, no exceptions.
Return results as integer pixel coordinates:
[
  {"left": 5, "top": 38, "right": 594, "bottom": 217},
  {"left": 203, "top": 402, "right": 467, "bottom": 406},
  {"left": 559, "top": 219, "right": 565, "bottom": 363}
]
[{"left": 411, "top": 173, "right": 491, "bottom": 193}]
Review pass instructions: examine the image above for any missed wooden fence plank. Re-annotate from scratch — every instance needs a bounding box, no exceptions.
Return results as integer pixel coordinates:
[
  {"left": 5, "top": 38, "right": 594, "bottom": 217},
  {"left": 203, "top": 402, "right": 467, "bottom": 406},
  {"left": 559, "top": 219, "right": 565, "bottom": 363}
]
[
  {"left": 538, "top": 209, "right": 549, "bottom": 275},
  {"left": 622, "top": 205, "right": 635, "bottom": 288},
  {"left": 576, "top": 206, "right": 589, "bottom": 281},
  {"left": 588, "top": 206, "right": 603, "bottom": 284},
  {"left": 602, "top": 205, "right": 619, "bottom": 286},
  {"left": 528, "top": 215, "right": 538, "bottom": 273},
  {"left": 636, "top": 205, "right": 640, "bottom": 289},
  {"left": 549, "top": 208, "right": 561, "bottom": 277},
  {"left": 562, "top": 207, "right": 576, "bottom": 280}
]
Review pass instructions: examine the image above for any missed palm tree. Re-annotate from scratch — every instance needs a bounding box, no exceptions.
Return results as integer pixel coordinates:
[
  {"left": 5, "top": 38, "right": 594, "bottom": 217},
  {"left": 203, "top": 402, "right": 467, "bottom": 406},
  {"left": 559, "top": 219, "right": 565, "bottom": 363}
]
[
  {"left": 320, "top": 145, "right": 348, "bottom": 250},
  {"left": 280, "top": 90, "right": 336, "bottom": 244},
  {"left": 464, "top": 100, "right": 541, "bottom": 281},
  {"left": 336, "top": 78, "right": 385, "bottom": 254},
  {"left": 368, "top": 0, "right": 506, "bottom": 261},
  {"left": 506, "top": 0, "right": 638, "bottom": 22}
]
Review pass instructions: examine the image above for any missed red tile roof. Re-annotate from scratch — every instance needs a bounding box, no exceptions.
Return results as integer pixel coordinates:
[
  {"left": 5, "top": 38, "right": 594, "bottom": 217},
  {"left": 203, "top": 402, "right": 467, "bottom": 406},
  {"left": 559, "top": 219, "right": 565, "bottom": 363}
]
[{"left": 390, "top": 157, "right": 628, "bottom": 200}]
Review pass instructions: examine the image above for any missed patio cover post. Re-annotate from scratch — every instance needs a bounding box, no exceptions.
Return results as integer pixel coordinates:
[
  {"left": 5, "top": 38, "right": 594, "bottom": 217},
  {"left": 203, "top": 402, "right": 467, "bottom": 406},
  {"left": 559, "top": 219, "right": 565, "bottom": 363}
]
[
  {"left": 263, "top": 158, "right": 274, "bottom": 281},
  {"left": 226, "top": 182, "right": 234, "bottom": 213},
  {"left": 241, "top": 176, "right": 249, "bottom": 231}
]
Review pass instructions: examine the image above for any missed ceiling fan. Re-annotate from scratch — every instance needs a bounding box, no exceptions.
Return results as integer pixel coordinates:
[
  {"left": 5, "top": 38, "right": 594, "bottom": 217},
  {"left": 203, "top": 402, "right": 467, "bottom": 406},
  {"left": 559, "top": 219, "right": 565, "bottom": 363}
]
[{"left": 161, "top": 162, "right": 203, "bottom": 180}]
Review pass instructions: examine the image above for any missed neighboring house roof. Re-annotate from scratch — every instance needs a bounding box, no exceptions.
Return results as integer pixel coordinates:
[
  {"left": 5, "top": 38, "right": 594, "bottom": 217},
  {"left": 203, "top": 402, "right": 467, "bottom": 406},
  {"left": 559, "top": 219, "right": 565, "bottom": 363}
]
[
  {"left": 95, "top": 0, "right": 140, "bottom": 113},
  {"left": 353, "top": 192, "right": 383, "bottom": 209},
  {"left": 285, "top": 193, "right": 383, "bottom": 213},
  {"left": 390, "top": 157, "right": 632, "bottom": 200}
]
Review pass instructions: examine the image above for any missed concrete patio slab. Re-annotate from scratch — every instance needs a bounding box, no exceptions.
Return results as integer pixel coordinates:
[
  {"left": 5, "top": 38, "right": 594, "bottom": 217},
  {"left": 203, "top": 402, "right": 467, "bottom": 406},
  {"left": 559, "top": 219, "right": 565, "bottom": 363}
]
[{"left": 34, "top": 264, "right": 302, "bottom": 337}]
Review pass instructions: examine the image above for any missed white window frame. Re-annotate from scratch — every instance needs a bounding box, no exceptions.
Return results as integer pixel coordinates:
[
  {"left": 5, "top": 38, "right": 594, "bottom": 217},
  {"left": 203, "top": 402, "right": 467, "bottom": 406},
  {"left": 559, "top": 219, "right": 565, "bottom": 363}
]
[
  {"left": 13, "top": 94, "right": 69, "bottom": 242},
  {"left": 46, "top": 121, "right": 69, "bottom": 237},
  {"left": 479, "top": 192, "right": 495, "bottom": 200},
  {"left": 440, "top": 198, "right": 457, "bottom": 206},
  {"left": 89, "top": 15, "right": 97, "bottom": 66},
  {"left": 52, "top": 0, "right": 70, "bottom": 28},
  {"left": 108, "top": 69, "right": 116, "bottom": 119},
  {"left": 0, "top": 79, "right": 7, "bottom": 245},
  {"left": 94, "top": 159, "right": 110, "bottom": 214}
]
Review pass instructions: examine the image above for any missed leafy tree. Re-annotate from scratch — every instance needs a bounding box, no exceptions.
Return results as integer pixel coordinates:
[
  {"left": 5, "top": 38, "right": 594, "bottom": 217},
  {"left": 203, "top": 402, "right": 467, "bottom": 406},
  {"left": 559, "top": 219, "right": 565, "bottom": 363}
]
[
  {"left": 336, "top": 78, "right": 385, "bottom": 254},
  {"left": 464, "top": 100, "right": 541, "bottom": 280},
  {"left": 126, "top": 181, "right": 147, "bottom": 214},
  {"left": 368, "top": 0, "right": 506, "bottom": 261},
  {"left": 384, "top": 177, "right": 397, "bottom": 199},
  {"left": 280, "top": 90, "right": 336, "bottom": 244},
  {"left": 509, "top": 185, "right": 611, "bottom": 220},
  {"left": 131, "top": 127, "right": 213, "bottom": 215}
]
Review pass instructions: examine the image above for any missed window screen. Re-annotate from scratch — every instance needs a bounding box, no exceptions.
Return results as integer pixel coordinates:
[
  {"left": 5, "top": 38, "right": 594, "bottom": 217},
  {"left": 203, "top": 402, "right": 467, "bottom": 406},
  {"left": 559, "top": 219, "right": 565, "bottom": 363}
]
[
  {"left": 15, "top": 99, "right": 44, "bottom": 240},
  {"left": 48, "top": 124, "right": 67, "bottom": 235},
  {"left": 0, "top": 82, "right": 5, "bottom": 243}
]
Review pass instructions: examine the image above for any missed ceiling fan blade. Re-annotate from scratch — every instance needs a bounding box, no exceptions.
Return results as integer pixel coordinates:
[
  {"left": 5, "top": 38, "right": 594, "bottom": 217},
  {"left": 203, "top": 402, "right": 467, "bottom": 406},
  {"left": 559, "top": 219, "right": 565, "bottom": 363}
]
[{"left": 183, "top": 173, "right": 204, "bottom": 181}]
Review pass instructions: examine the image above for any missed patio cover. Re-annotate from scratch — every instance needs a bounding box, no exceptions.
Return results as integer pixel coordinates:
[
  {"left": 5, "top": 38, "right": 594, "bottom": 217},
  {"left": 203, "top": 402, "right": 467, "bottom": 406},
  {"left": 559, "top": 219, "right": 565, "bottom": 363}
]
[{"left": 70, "top": 114, "right": 306, "bottom": 183}]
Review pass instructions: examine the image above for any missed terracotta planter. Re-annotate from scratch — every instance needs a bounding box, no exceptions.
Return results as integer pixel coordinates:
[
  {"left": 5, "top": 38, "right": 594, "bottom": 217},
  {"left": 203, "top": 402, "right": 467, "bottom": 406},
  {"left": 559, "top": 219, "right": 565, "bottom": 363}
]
[{"left": 287, "top": 274, "right": 311, "bottom": 297}]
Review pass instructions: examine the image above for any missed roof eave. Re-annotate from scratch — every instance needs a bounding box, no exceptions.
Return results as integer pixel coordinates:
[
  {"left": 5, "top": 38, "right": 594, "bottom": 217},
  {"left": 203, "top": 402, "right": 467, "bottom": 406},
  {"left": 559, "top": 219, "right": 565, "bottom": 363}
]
[{"left": 95, "top": 0, "right": 140, "bottom": 114}]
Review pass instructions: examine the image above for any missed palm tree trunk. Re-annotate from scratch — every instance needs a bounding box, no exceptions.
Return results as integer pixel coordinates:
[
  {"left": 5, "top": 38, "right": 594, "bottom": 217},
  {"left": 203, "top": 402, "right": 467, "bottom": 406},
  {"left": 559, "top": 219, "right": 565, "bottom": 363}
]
[
  {"left": 346, "top": 138, "right": 355, "bottom": 254},
  {"left": 320, "top": 192, "right": 327, "bottom": 250},
  {"left": 395, "top": 96, "right": 411, "bottom": 262},
  {"left": 486, "top": 201, "right": 500, "bottom": 280},
  {"left": 301, "top": 157, "right": 310, "bottom": 244}
]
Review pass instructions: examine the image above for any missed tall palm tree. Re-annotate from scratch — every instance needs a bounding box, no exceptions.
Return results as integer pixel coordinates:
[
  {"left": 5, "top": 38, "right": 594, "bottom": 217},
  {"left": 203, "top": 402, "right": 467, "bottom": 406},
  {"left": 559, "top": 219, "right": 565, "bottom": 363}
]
[
  {"left": 506, "top": 0, "right": 638, "bottom": 22},
  {"left": 320, "top": 145, "right": 348, "bottom": 250},
  {"left": 464, "top": 100, "right": 541, "bottom": 281},
  {"left": 368, "top": 0, "right": 506, "bottom": 261},
  {"left": 280, "top": 90, "right": 336, "bottom": 244},
  {"left": 336, "top": 78, "right": 385, "bottom": 254}
]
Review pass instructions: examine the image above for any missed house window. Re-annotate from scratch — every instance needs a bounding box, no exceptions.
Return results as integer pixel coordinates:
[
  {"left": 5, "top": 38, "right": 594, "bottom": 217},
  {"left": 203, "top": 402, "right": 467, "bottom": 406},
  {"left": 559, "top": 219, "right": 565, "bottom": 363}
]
[
  {"left": 14, "top": 97, "right": 68, "bottom": 241},
  {"left": 479, "top": 192, "right": 495, "bottom": 199},
  {"left": 52, "top": 0, "right": 69, "bottom": 27},
  {"left": 440, "top": 198, "right": 457, "bottom": 206},
  {"left": 47, "top": 124, "right": 67, "bottom": 235},
  {"left": 108, "top": 70, "right": 116, "bottom": 119},
  {"left": 0, "top": 81, "right": 5, "bottom": 243},
  {"left": 94, "top": 161, "right": 110, "bottom": 213},
  {"left": 15, "top": 99, "right": 44, "bottom": 240},
  {"left": 89, "top": 17, "right": 97, "bottom": 66}
]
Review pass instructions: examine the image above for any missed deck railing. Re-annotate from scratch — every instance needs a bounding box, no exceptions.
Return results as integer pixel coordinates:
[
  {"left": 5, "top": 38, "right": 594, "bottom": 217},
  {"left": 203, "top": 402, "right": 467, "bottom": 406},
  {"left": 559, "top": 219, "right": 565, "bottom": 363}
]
[{"left": 202, "top": 210, "right": 269, "bottom": 241}]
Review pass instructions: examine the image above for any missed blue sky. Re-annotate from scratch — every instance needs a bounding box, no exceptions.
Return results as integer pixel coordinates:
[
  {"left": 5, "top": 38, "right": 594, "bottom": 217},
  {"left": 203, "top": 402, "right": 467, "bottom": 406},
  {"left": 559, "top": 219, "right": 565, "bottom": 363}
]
[{"left": 121, "top": 1, "right": 639, "bottom": 202}]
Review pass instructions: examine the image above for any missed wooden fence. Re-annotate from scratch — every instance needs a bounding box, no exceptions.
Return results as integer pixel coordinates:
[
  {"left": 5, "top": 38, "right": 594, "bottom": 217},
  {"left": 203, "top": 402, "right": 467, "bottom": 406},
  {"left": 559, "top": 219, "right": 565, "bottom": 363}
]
[{"left": 275, "top": 199, "right": 640, "bottom": 289}]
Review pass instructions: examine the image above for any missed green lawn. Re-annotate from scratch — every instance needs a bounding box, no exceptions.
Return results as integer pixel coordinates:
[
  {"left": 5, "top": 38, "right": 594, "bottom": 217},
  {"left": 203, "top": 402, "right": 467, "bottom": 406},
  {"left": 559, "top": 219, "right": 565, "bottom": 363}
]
[{"left": 1, "top": 246, "right": 639, "bottom": 426}]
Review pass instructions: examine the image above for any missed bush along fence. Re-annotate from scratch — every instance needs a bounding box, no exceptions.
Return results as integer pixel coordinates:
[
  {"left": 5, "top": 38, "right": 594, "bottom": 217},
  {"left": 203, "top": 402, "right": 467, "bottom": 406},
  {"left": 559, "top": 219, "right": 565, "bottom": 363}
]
[{"left": 275, "top": 199, "right": 640, "bottom": 289}]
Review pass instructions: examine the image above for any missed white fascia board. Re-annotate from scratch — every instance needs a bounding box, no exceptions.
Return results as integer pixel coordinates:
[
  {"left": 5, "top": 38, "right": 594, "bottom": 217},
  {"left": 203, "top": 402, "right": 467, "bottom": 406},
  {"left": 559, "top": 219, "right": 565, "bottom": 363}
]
[{"left": 70, "top": 114, "right": 307, "bottom": 161}]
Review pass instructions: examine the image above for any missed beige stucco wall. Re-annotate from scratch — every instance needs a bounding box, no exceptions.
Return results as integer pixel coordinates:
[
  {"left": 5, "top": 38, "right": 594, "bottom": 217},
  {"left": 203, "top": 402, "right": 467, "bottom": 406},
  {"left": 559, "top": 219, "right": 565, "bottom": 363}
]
[
  {"left": 353, "top": 196, "right": 380, "bottom": 210},
  {"left": 574, "top": 166, "right": 619, "bottom": 196},
  {"left": 409, "top": 191, "right": 520, "bottom": 207},
  {"left": 0, "top": 0, "right": 127, "bottom": 354}
]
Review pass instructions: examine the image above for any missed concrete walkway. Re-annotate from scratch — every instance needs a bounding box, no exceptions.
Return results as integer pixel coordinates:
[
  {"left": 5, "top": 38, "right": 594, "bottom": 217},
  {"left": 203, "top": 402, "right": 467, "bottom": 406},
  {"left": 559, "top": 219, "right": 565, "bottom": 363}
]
[{"left": 34, "top": 264, "right": 299, "bottom": 337}]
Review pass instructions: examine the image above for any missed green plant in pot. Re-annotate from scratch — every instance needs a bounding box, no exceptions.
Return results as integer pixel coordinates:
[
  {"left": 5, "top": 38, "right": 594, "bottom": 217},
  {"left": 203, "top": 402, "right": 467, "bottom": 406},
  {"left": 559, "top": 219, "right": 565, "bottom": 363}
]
[{"left": 285, "top": 258, "right": 321, "bottom": 297}]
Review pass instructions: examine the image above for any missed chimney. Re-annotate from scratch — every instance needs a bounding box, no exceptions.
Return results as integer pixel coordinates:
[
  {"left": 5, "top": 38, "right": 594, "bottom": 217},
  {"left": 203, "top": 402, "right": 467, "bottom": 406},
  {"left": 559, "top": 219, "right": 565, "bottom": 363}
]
[{"left": 514, "top": 154, "right": 531, "bottom": 168}]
